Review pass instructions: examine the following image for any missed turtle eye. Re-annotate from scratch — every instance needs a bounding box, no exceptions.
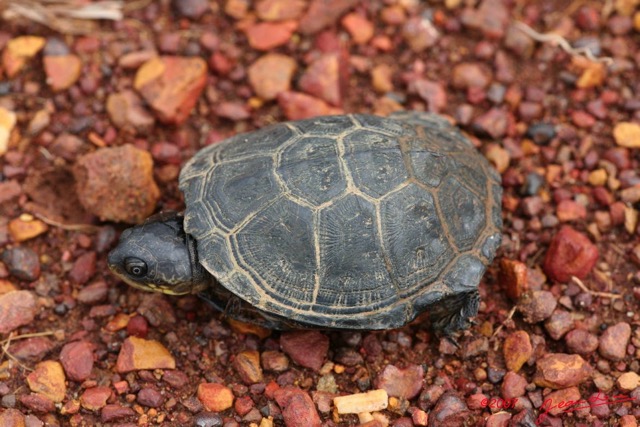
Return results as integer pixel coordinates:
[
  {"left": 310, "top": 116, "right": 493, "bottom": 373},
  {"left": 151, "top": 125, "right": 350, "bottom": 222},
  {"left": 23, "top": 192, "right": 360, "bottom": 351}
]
[{"left": 124, "top": 258, "right": 147, "bottom": 277}]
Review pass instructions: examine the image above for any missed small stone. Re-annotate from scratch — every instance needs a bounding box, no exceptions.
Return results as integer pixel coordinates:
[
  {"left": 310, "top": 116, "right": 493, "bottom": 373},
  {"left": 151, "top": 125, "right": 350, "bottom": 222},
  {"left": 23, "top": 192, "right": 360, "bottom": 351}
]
[
  {"left": 486, "top": 412, "right": 512, "bottom": 426},
  {"left": 2, "top": 36, "right": 45, "bottom": 77},
  {"left": 613, "top": 122, "right": 640, "bottom": 148},
  {"left": 617, "top": 372, "right": 640, "bottom": 391},
  {"left": 299, "top": 0, "right": 360, "bottom": 35},
  {"left": 60, "top": 341, "right": 94, "bottom": 382},
  {"left": 280, "top": 330, "right": 329, "bottom": 371},
  {"left": 375, "top": 364, "right": 423, "bottom": 400},
  {"left": 68, "top": 252, "right": 96, "bottom": 284},
  {"left": 429, "top": 392, "right": 469, "bottom": 425},
  {"left": 544, "top": 310, "right": 574, "bottom": 340},
  {"left": 162, "top": 370, "right": 188, "bottom": 389},
  {"left": 244, "top": 21, "right": 297, "bottom": 51},
  {"left": 197, "top": 383, "right": 234, "bottom": 412},
  {"left": 402, "top": 16, "right": 439, "bottom": 52},
  {"left": 215, "top": 102, "right": 250, "bottom": 120},
  {"left": 557, "top": 200, "right": 587, "bottom": 222},
  {"left": 526, "top": 122, "right": 556, "bottom": 145},
  {"left": 116, "top": 337, "right": 176, "bottom": 373},
  {"left": 499, "top": 258, "right": 528, "bottom": 301},
  {"left": 501, "top": 372, "right": 527, "bottom": 399},
  {"left": 8, "top": 337, "right": 54, "bottom": 361},
  {"left": 503, "top": 330, "right": 532, "bottom": 372},
  {"left": 565, "top": 329, "right": 599, "bottom": 355},
  {"left": 224, "top": 0, "right": 249, "bottom": 18},
  {"left": 588, "top": 169, "right": 607, "bottom": 186},
  {"left": 473, "top": 108, "right": 509, "bottom": 138},
  {"left": 101, "top": 404, "right": 135, "bottom": 423},
  {"left": 0, "top": 106, "right": 17, "bottom": 156},
  {"left": 43, "top": 55, "right": 82, "bottom": 91},
  {"left": 248, "top": 53, "right": 296, "bottom": 101},
  {"left": 342, "top": 13, "right": 374, "bottom": 44},
  {"left": 615, "top": 0, "right": 639, "bottom": 16},
  {"left": 261, "top": 350, "right": 289, "bottom": 372},
  {"left": 137, "top": 387, "right": 164, "bottom": 408},
  {"left": 19, "top": 393, "right": 55, "bottom": 413},
  {"left": 193, "top": 411, "right": 223, "bottom": 426},
  {"left": 8, "top": 216, "right": 48, "bottom": 242},
  {"left": 74, "top": 145, "right": 160, "bottom": 224},
  {"left": 134, "top": 56, "right": 207, "bottom": 125},
  {"left": 77, "top": 280, "right": 109, "bottom": 304},
  {"left": 518, "top": 290, "right": 557, "bottom": 323},
  {"left": 26, "top": 360, "right": 66, "bottom": 403},
  {"left": 2, "top": 247, "right": 40, "bottom": 281},
  {"left": 460, "top": 0, "right": 509, "bottom": 38},
  {"left": 80, "top": 386, "right": 112, "bottom": 411},
  {"left": 274, "top": 387, "right": 322, "bottom": 427},
  {"left": 534, "top": 353, "right": 592, "bottom": 389},
  {"left": 126, "top": 314, "right": 149, "bottom": 338},
  {"left": 504, "top": 24, "right": 534, "bottom": 57},
  {"left": 412, "top": 79, "right": 446, "bottom": 113},
  {"left": 571, "top": 110, "right": 596, "bottom": 128},
  {"left": 299, "top": 53, "right": 345, "bottom": 106},
  {"left": 485, "top": 144, "right": 510, "bottom": 173},
  {"left": 106, "top": 90, "right": 155, "bottom": 133},
  {"left": 278, "top": 91, "right": 342, "bottom": 121},
  {"left": 543, "top": 226, "right": 599, "bottom": 282},
  {"left": 576, "top": 61, "right": 606, "bottom": 89},
  {"left": 256, "top": 0, "right": 306, "bottom": 21},
  {"left": 541, "top": 387, "right": 581, "bottom": 416},
  {"left": 452, "top": 62, "right": 491, "bottom": 89},
  {"left": 371, "top": 64, "right": 393, "bottom": 93},
  {"left": 233, "top": 351, "right": 263, "bottom": 384},
  {"left": 226, "top": 318, "right": 271, "bottom": 338},
  {"left": 599, "top": 322, "right": 631, "bottom": 361},
  {"left": 0, "top": 408, "right": 25, "bottom": 426},
  {"left": 173, "top": 0, "right": 209, "bottom": 19},
  {"left": 0, "top": 290, "right": 37, "bottom": 333}
]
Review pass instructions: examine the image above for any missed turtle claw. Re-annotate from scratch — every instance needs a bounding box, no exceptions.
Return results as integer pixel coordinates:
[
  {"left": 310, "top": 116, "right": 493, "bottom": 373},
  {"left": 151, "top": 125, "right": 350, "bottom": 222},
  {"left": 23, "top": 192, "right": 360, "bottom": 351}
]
[{"left": 445, "top": 335, "right": 461, "bottom": 348}]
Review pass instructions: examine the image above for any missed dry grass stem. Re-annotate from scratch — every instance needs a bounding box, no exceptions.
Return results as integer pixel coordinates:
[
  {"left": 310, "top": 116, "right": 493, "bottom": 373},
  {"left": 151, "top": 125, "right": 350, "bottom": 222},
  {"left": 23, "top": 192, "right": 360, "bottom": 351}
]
[{"left": 571, "top": 276, "right": 622, "bottom": 299}]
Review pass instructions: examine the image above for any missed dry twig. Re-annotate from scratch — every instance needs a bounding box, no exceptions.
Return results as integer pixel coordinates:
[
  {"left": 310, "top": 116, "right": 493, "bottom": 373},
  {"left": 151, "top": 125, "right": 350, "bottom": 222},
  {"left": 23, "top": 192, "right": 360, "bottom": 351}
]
[
  {"left": 571, "top": 276, "right": 622, "bottom": 299},
  {"left": 33, "top": 212, "right": 101, "bottom": 233},
  {"left": 1, "top": 0, "right": 123, "bottom": 34},
  {"left": 514, "top": 21, "right": 614, "bottom": 66},
  {"left": 491, "top": 306, "right": 517, "bottom": 338},
  {"left": 0, "top": 331, "right": 55, "bottom": 370}
]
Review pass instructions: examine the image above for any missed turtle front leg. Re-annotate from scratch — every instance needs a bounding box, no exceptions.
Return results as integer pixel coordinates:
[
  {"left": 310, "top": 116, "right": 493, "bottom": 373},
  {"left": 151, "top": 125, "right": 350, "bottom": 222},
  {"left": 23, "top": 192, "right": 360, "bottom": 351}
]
[{"left": 430, "top": 290, "right": 480, "bottom": 337}]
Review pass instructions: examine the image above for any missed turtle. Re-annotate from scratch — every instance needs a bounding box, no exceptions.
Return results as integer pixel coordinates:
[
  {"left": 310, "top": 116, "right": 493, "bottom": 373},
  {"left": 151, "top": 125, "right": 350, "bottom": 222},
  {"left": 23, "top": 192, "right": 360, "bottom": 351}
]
[{"left": 107, "top": 112, "right": 502, "bottom": 334}]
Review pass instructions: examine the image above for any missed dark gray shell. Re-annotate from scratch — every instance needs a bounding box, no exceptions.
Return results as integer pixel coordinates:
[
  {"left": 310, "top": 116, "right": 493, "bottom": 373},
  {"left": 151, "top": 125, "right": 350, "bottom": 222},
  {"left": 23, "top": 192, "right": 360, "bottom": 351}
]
[{"left": 179, "top": 113, "right": 502, "bottom": 329}]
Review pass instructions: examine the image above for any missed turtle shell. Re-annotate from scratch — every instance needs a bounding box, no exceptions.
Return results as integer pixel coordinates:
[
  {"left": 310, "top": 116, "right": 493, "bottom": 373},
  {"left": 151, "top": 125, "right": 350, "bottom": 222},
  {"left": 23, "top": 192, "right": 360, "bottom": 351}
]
[{"left": 179, "top": 113, "right": 502, "bottom": 329}]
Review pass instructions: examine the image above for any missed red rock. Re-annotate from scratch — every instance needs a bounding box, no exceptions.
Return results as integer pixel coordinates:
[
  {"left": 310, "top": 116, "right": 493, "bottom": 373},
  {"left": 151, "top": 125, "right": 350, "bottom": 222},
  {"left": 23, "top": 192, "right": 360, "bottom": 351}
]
[
  {"left": 278, "top": 91, "right": 342, "bottom": 120},
  {"left": 571, "top": 110, "right": 596, "bottom": 128},
  {"left": 375, "top": 364, "right": 424, "bottom": 399},
  {"left": 518, "top": 290, "right": 557, "bottom": 323},
  {"left": 452, "top": 62, "right": 491, "bottom": 89},
  {"left": 402, "top": 16, "right": 439, "bottom": 52},
  {"left": 299, "top": 0, "right": 360, "bottom": 34},
  {"left": 80, "top": 386, "right": 112, "bottom": 411},
  {"left": 0, "top": 290, "right": 37, "bottom": 333},
  {"left": 500, "top": 372, "right": 527, "bottom": 399},
  {"left": 209, "top": 51, "right": 233, "bottom": 75},
  {"left": 68, "top": 252, "right": 96, "bottom": 284},
  {"left": 116, "top": 337, "right": 176, "bottom": 373},
  {"left": 244, "top": 21, "right": 297, "bottom": 51},
  {"left": 73, "top": 144, "right": 160, "bottom": 224},
  {"left": 256, "top": 0, "right": 306, "bottom": 21},
  {"left": 126, "top": 314, "right": 149, "bottom": 338},
  {"left": 0, "top": 180, "right": 21, "bottom": 204},
  {"left": 248, "top": 53, "right": 297, "bottom": 100},
  {"left": 134, "top": 56, "right": 207, "bottom": 125},
  {"left": 543, "top": 226, "right": 599, "bottom": 282},
  {"left": 556, "top": 200, "right": 587, "bottom": 222},
  {"left": 429, "top": 392, "right": 469, "bottom": 425},
  {"left": 8, "top": 337, "right": 54, "bottom": 361},
  {"left": 503, "top": 330, "right": 532, "bottom": 372},
  {"left": 197, "top": 383, "right": 234, "bottom": 411},
  {"left": 60, "top": 341, "right": 94, "bottom": 382},
  {"left": 43, "top": 55, "right": 82, "bottom": 91},
  {"left": 106, "top": 90, "right": 155, "bottom": 133},
  {"left": 299, "top": 53, "right": 346, "bottom": 106},
  {"left": 101, "top": 404, "right": 135, "bottom": 423},
  {"left": 472, "top": 108, "right": 509, "bottom": 138},
  {"left": 19, "top": 393, "right": 55, "bottom": 413},
  {"left": 412, "top": 79, "right": 446, "bottom": 113},
  {"left": 235, "top": 395, "right": 254, "bottom": 416},
  {"left": 486, "top": 412, "right": 512, "bottom": 426},
  {"left": 534, "top": 353, "right": 592, "bottom": 389},
  {"left": 544, "top": 310, "right": 574, "bottom": 340},
  {"left": 137, "top": 387, "right": 165, "bottom": 408},
  {"left": 565, "top": 329, "right": 599, "bottom": 355},
  {"left": 274, "top": 387, "right": 322, "bottom": 427},
  {"left": 2, "top": 247, "right": 40, "bottom": 281},
  {"left": 599, "top": 322, "right": 631, "bottom": 361},
  {"left": 540, "top": 386, "right": 581, "bottom": 416},
  {"left": 342, "top": 13, "right": 374, "bottom": 44},
  {"left": 26, "top": 360, "right": 67, "bottom": 403},
  {"left": 233, "top": 350, "right": 263, "bottom": 384},
  {"left": 77, "top": 280, "right": 109, "bottom": 304},
  {"left": 280, "top": 330, "right": 329, "bottom": 371},
  {"left": 499, "top": 258, "right": 528, "bottom": 301},
  {"left": 215, "top": 102, "right": 250, "bottom": 120}
]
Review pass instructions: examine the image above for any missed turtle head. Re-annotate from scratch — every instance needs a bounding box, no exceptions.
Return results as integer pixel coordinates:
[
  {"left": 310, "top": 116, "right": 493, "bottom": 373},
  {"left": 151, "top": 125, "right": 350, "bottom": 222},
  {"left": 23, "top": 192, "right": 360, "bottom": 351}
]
[{"left": 107, "top": 212, "right": 208, "bottom": 295}]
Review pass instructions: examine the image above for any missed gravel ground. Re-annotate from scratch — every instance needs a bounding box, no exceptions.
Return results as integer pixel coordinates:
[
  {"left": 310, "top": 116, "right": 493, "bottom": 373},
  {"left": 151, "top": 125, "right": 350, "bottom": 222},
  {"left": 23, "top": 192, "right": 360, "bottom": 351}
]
[{"left": 1, "top": 0, "right": 640, "bottom": 426}]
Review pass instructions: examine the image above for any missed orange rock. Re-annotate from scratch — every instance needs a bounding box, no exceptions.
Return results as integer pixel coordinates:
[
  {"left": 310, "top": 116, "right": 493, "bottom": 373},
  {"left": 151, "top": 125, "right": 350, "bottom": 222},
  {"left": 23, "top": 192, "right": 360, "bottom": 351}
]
[
  {"left": 540, "top": 386, "right": 581, "bottom": 416},
  {"left": 244, "top": 21, "right": 298, "bottom": 51},
  {"left": 0, "top": 408, "right": 26, "bottom": 427},
  {"left": 197, "top": 383, "right": 234, "bottom": 411},
  {"left": 134, "top": 56, "right": 207, "bottom": 125},
  {"left": 43, "top": 55, "right": 82, "bottom": 91},
  {"left": 342, "top": 13, "right": 374, "bottom": 44},
  {"left": 613, "top": 122, "right": 640, "bottom": 148},
  {"left": 299, "top": 53, "right": 346, "bottom": 106},
  {"left": 26, "top": 360, "right": 67, "bottom": 403},
  {"left": 534, "top": 353, "right": 592, "bottom": 389},
  {"left": 256, "top": 0, "right": 307, "bottom": 21},
  {"left": 0, "top": 106, "right": 17, "bottom": 156},
  {"left": 2, "top": 36, "right": 45, "bottom": 77},
  {"left": 227, "top": 318, "right": 271, "bottom": 338},
  {"left": 503, "top": 330, "right": 532, "bottom": 372},
  {"left": 8, "top": 215, "right": 48, "bottom": 242},
  {"left": 116, "top": 337, "right": 176, "bottom": 373},
  {"left": 278, "top": 91, "right": 342, "bottom": 121},
  {"left": 0, "top": 290, "right": 37, "bottom": 334},
  {"left": 247, "top": 53, "right": 297, "bottom": 101},
  {"left": 233, "top": 351, "right": 264, "bottom": 384},
  {"left": 0, "top": 279, "right": 18, "bottom": 295},
  {"left": 80, "top": 386, "right": 112, "bottom": 411},
  {"left": 498, "top": 258, "right": 528, "bottom": 301}
]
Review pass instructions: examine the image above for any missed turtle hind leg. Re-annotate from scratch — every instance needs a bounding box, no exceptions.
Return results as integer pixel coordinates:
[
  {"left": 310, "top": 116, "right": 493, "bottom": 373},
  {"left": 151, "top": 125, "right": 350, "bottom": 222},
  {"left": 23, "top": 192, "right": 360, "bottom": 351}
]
[{"left": 430, "top": 290, "right": 480, "bottom": 337}]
